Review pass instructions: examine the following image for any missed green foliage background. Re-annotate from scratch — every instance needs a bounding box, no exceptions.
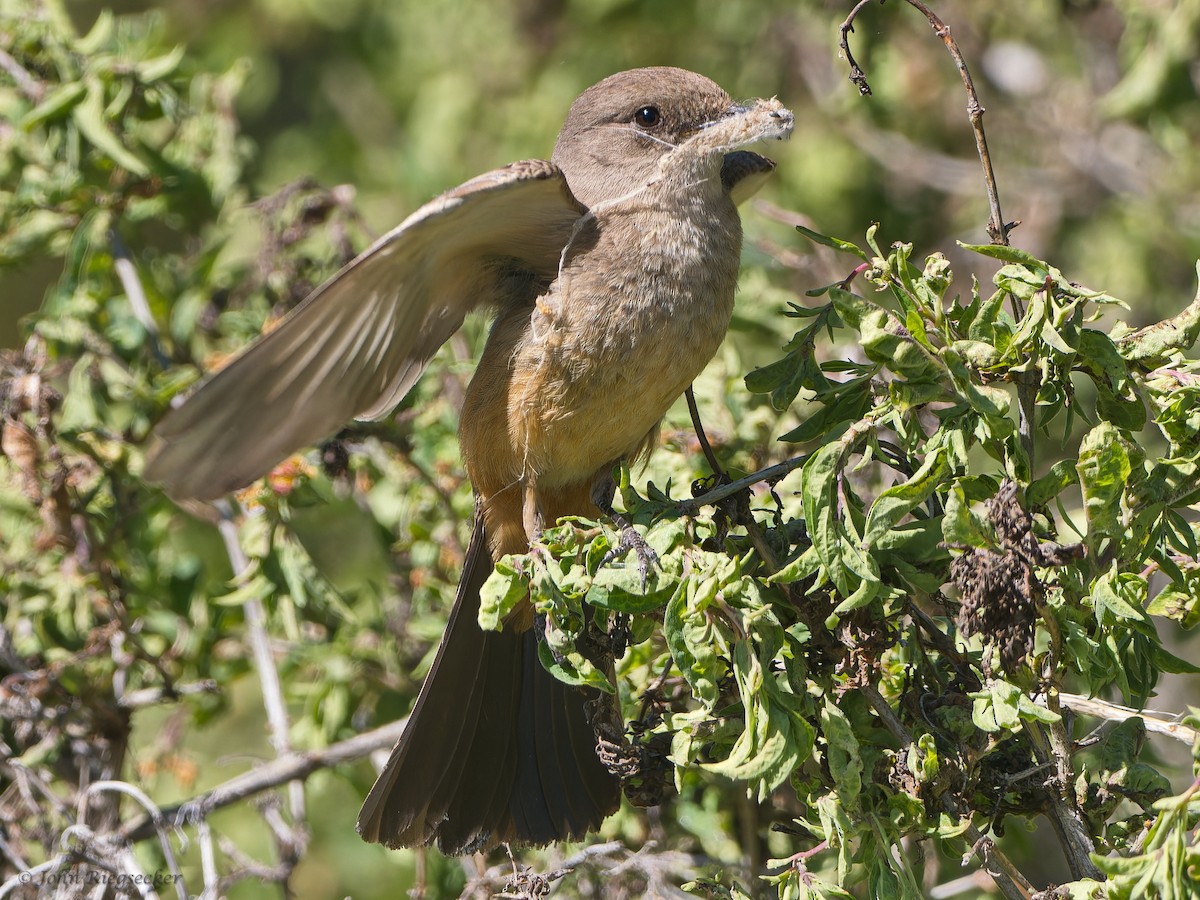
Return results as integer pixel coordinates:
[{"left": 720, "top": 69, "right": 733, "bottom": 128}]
[{"left": 2, "top": 1, "right": 1199, "bottom": 898}]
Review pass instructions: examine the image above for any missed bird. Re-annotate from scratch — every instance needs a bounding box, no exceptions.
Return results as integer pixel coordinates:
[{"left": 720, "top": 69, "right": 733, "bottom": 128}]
[{"left": 143, "top": 66, "right": 793, "bottom": 854}]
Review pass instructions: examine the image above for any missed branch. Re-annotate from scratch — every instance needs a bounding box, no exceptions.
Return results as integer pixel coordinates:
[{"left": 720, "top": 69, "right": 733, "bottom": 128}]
[
  {"left": 0, "top": 48, "right": 43, "bottom": 101},
  {"left": 120, "top": 717, "right": 408, "bottom": 843},
  {"left": 215, "top": 505, "right": 306, "bottom": 835},
  {"left": 84, "top": 782, "right": 188, "bottom": 900},
  {"left": 676, "top": 454, "right": 805, "bottom": 516},
  {"left": 839, "top": 0, "right": 1013, "bottom": 244},
  {"left": 116, "top": 679, "right": 220, "bottom": 709},
  {"left": 1030, "top": 599, "right": 1101, "bottom": 881},
  {"left": 678, "top": 417, "right": 878, "bottom": 517},
  {"left": 1025, "top": 722, "right": 1102, "bottom": 881},
  {"left": 684, "top": 386, "right": 726, "bottom": 477},
  {"left": 1045, "top": 692, "right": 1200, "bottom": 746},
  {"left": 682, "top": 386, "right": 785, "bottom": 576}
]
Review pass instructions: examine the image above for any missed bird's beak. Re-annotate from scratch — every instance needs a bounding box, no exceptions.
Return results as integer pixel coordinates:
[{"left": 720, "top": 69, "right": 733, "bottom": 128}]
[{"left": 723, "top": 151, "right": 777, "bottom": 205}]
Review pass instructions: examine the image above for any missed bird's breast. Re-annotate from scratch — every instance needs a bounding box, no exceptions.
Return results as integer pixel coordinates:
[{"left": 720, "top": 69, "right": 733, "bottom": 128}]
[{"left": 508, "top": 187, "right": 743, "bottom": 486}]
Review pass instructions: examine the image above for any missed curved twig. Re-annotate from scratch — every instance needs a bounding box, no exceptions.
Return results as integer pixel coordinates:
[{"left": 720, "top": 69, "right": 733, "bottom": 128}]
[{"left": 839, "top": 0, "right": 1013, "bottom": 244}]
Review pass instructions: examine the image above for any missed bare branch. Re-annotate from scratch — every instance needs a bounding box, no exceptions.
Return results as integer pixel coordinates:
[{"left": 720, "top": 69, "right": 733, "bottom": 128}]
[
  {"left": 110, "top": 230, "right": 168, "bottom": 368},
  {"left": 684, "top": 386, "right": 726, "bottom": 477},
  {"left": 116, "top": 680, "right": 220, "bottom": 709},
  {"left": 120, "top": 717, "right": 408, "bottom": 843},
  {"left": 214, "top": 504, "right": 308, "bottom": 834},
  {"left": 839, "top": 0, "right": 1013, "bottom": 245},
  {"left": 84, "top": 781, "right": 187, "bottom": 899},
  {"left": 1047, "top": 692, "right": 1200, "bottom": 746},
  {"left": 0, "top": 48, "right": 43, "bottom": 101},
  {"left": 677, "top": 454, "right": 804, "bottom": 516},
  {"left": 1025, "top": 724, "right": 1102, "bottom": 881},
  {"left": 1030, "top": 594, "right": 1101, "bottom": 881}
]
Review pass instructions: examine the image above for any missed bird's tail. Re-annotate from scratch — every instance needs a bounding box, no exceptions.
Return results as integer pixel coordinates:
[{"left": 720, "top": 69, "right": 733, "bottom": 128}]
[{"left": 356, "top": 520, "right": 621, "bottom": 855}]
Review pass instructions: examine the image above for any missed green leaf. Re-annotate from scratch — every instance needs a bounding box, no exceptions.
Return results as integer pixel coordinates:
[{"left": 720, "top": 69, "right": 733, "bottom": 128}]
[
  {"left": 778, "top": 390, "right": 872, "bottom": 444},
  {"left": 75, "top": 9, "right": 115, "bottom": 53},
  {"left": 971, "top": 679, "right": 1023, "bottom": 733},
  {"left": 665, "top": 579, "right": 723, "bottom": 707},
  {"left": 73, "top": 77, "right": 151, "bottom": 176},
  {"left": 796, "top": 225, "right": 868, "bottom": 261},
  {"left": 941, "top": 347, "right": 1013, "bottom": 422},
  {"left": 1091, "top": 569, "right": 1149, "bottom": 624},
  {"left": 959, "top": 242, "right": 1052, "bottom": 270},
  {"left": 18, "top": 80, "right": 87, "bottom": 129},
  {"left": 137, "top": 44, "right": 186, "bottom": 83},
  {"left": 478, "top": 555, "right": 530, "bottom": 631},
  {"left": 535, "top": 638, "right": 611, "bottom": 691},
  {"left": 802, "top": 440, "right": 881, "bottom": 611},
  {"left": 1027, "top": 459, "right": 1080, "bottom": 508},
  {"left": 1146, "top": 583, "right": 1200, "bottom": 629},
  {"left": 214, "top": 570, "right": 272, "bottom": 607},
  {"left": 943, "top": 478, "right": 997, "bottom": 548},
  {"left": 832, "top": 290, "right": 941, "bottom": 383},
  {"left": 1078, "top": 329, "right": 1146, "bottom": 430},
  {"left": 863, "top": 444, "right": 949, "bottom": 547},
  {"left": 1116, "top": 263, "right": 1200, "bottom": 362},
  {"left": 1017, "top": 693, "right": 1061, "bottom": 724},
  {"left": 820, "top": 699, "right": 862, "bottom": 810},
  {"left": 770, "top": 544, "right": 823, "bottom": 586},
  {"left": 703, "top": 641, "right": 814, "bottom": 799},
  {"left": 1076, "top": 423, "right": 1132, "bottom": 550},
  {"left": 1151, "top": 644, "right": 1200, "bottom": 675}
]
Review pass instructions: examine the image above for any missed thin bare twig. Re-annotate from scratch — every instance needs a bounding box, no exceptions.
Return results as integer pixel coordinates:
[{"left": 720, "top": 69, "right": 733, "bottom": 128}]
[
  {"left": 676, "top": 454, "right": 804, "bottom": 516},
  {"left": 110, "top": 230, "right": 169, "bottom": 368},
  {"left": 116, "top": 679, "right": 220, "bottom": 709},
  {"left": 679, "top": 416, "right": 879, "bottom": 517},
  {"left": 682, "top": 385, "right": 784, "bottom": 572},
  {"left": 214, "top": 503, "right": 308, "bottom": 837},
  {"left": 0, "top": 856, "right": 68, "bottom": 899},
  {"left": 839, "top": 0, "right": 1013, "bottom": 245},
  {"left": 0, "top": 48, "right": 43, "bottom": 101},
  {"left": 684, "top": 386, "right": 725, "bottom": 477},
  {"left": 83, "top": 781, "right": 188, "bottom": 899},
  {"left": 197, "top": 819, "right": 219, "bottom": 900}
]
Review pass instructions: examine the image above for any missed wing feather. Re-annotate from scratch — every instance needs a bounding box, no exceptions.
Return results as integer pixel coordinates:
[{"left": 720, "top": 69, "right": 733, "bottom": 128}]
[{"left": 144, "top": 160, "right": 583, "bottom": 500}]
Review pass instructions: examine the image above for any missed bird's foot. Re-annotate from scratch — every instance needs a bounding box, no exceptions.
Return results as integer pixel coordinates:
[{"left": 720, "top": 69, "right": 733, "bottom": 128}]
[{"left": 602, "top": 517, "right": 659, "bottom": 589}]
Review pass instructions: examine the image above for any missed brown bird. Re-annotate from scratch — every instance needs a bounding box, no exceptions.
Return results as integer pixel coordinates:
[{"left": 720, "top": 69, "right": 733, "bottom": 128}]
[{"left": 144, "top": 67, "right": 793, "bottom": 854}]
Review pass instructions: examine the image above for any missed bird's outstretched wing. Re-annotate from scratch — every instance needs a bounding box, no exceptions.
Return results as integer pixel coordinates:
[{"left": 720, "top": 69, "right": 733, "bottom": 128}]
[{"left": 144, "top": 160, "right": 584, "bottom": 500}]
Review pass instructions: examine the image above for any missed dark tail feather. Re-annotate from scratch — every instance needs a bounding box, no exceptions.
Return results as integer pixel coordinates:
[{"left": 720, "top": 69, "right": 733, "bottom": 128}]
[{"left": 357, "top": 520, "right": 621, "bottom": 854}]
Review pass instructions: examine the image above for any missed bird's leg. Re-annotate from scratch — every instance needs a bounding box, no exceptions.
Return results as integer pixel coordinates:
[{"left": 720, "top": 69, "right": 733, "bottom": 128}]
[
  {"left": 520, "top": 477, "right": 571, "bottom": 661},
  {"left": 522, "top": 477, "right": 545, "bottom": 543},
  {"left": 591, "top": 467, "right": 658, "bottom": 586}
]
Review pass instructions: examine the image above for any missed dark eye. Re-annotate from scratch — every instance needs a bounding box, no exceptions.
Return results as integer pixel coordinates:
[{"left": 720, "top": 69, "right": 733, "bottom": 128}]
[{"left": 633, "top": 106, "right": 661, "bottom": 128}]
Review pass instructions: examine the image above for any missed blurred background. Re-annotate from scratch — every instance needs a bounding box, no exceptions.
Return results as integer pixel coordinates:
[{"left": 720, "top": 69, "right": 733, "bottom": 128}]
[
  {"left": 3, "top": 1, "right": 1199, "bottom": 897},
  {"left": 7, "top": 0, "right": 1200, "bottom": 347}
]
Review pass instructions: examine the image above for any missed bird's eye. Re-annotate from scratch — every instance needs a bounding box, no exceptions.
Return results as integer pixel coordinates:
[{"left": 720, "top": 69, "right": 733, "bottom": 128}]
[{"left": 633, "top": 106, "right": 661, "bottom": 128}]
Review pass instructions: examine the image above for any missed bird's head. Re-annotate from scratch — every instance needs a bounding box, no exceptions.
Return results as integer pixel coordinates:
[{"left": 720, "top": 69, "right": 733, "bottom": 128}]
[{"left": 552, "top": 67, "right": 793, "bottom": 209}]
